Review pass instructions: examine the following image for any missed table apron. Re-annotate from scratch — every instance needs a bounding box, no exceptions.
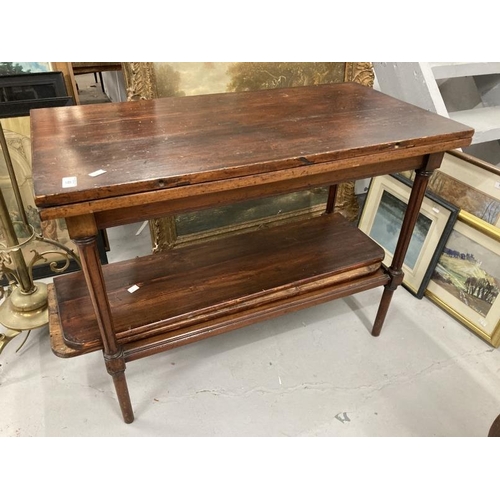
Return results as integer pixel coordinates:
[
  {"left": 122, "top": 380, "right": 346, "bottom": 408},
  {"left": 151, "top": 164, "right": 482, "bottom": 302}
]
[
  {"left": 40, "top": 154, "right": 428, "bottom": 230},
  {"left": 98, "top": 156, "right": 426, "bottom": 229}
]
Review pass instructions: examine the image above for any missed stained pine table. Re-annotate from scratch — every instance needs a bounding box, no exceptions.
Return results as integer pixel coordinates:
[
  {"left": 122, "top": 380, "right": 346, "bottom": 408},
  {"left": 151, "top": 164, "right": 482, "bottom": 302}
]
[{"left": 31, "top": 82, "right": 473, "bottom": 423}]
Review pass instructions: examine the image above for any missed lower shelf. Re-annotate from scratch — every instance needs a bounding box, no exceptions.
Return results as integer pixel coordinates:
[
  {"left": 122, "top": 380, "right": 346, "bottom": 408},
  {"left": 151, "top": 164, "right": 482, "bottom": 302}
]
[{"left": 50, "top": 213, "right": 387, "bottom": 359}]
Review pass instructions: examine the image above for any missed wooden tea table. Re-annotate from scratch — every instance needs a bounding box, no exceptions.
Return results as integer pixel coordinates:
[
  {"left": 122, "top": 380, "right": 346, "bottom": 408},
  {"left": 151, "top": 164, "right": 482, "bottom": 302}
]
[{"left": 31, "top": 83, "right": 473, "bottom": 423}]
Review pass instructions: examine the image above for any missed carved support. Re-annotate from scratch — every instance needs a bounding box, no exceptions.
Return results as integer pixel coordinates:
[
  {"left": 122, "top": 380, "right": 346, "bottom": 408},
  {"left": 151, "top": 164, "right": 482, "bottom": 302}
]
[
  {"left": 67, "top": 214, "right": 134, "bottom": 423},
  {"left": 121, "top": 62, "right": 158, "bottom": 101},
  {"left": 345, "top": 62, "right": 375, "bottom": 88},
  {"left": 149, "top": 216, "right": 177, "bottom": 254},
  {"left": 372, "top": 153, "right": 444, "bottom": 336}
]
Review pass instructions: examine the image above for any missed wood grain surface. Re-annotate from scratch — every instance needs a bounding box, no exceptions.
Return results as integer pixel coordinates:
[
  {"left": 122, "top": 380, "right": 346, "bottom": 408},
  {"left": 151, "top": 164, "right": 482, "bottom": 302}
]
[
  {"left": 53, "top": 213, "right": 384, "bottom": 352},
  {"left": 31, "top": 82, "right": 473, "bottom": 209}
]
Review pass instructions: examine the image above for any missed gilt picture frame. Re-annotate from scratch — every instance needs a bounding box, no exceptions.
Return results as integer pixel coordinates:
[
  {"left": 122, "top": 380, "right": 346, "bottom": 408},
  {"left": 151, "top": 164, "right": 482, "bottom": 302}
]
[
  {"left": 425, "top": 211, "right": 500, "bottom": 347},
  {"left": 121, "top": 62, "right": 375, "bottom": 252},
  {"left": 358, "top": 173, "right": 459, "bottom": 298},
  {"left": 402, "top": 150, "right": 500, "bottom": 227}
]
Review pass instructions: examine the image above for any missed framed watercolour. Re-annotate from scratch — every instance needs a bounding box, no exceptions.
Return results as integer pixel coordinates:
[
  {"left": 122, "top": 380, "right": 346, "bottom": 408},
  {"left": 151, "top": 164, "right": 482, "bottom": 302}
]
[
  {"left": 402, "top": 150, "right": 500, "bottom": 227},
  {"left": 426, "top": 211, "right": 500, "bottom": 347},
  {"left": 358, "top": 173, "right": 459, "bottom": 298}
]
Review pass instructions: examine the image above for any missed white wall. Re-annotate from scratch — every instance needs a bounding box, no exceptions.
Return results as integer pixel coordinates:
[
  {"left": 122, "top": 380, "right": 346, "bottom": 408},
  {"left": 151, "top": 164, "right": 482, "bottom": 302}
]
[{"left": 102, "top": 71, "right": 127, "bottom": 103}]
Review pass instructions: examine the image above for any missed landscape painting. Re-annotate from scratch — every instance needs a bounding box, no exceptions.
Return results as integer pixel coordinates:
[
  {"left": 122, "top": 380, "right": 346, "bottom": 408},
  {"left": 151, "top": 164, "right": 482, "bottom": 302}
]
[
  {"left": 358, "top": 173, "right": 458, "bottom": 298},
  {"left": 426, "top": 212, "right": 500, "bottom": 346},
  {"left": 148, "top": 62, "right": 352, "bottom": 244},
  {"left": 0, "top": 62, "right": 51, "bottom": 75},
  {"left": 152, "top": 62, "right": 347, "bottom": 98},
  {"left": 369, "top": 189, "right": 432, "bottom": 270},
  {"left": 428, "top": 170, "right": 500, "bottom": 226},
  {"left": 431, "top": 228, "right": 499, "bottom": 318},
  {"left": 175, "top": 187, "right": 328, "bottom": 237},
  {"left": 395, "top": 152, "right": 500, "bottom": 228}
]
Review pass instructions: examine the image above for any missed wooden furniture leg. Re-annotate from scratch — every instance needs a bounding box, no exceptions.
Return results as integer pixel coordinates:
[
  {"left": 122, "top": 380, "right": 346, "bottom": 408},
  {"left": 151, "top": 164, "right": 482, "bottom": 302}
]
[
  {"left": 372, "top": 153, "right": 444, "bottom": 336},
  {"left": 67, "top": 215, "right": 134, "bottom": 423},
  {"left": 325, "top": 184, "right": 338, "bottom": 214},
  {"left": 325, "top": 185, "right": 338, "bottom": 214}
]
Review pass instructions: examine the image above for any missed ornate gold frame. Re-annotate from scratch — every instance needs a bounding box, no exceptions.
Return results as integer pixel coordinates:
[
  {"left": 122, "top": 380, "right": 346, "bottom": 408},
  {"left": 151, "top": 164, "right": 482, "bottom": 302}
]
[{"left": 121, "top": 62, "right": 374, "bottom": 252}]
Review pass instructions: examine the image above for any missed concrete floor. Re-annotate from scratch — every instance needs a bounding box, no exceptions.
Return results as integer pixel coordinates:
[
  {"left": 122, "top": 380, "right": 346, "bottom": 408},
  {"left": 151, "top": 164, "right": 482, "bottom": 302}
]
[
  {"left": 75, "top": 72, "right": 112, "bottom": 105},
  {"left": 1, "top": 220, "right": 500, "bottom": 437}
]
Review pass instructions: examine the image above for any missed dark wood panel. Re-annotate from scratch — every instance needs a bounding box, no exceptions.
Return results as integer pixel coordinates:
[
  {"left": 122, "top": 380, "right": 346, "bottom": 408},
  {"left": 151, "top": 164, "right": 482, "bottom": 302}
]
[
  {"left": 53, "top": 213, "right": 384, "bottom": 351},
  {"left": 71, "top": 63, "right": 122, "bottom": 74},
  {"left": 91, "top": 156, "right": 426, "bottom": 229},
  {"left": 31, "top": 82, "right": 473, "bottom": 208},
  {"left": 49, "top": 270, "right": 389, "bottom": 360},
  {"left": 123, "top": 269, "right": 389, "bottom": 363},
  {"left": 40, "top": 146, "right": 467, "bottom": 223}
]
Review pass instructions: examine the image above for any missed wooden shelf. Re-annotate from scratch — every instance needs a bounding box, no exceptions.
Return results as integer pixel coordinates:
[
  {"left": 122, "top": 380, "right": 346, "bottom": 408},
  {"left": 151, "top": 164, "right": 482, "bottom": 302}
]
[{"left": 50, "top": 213, "right": 386, "bottom": 358}]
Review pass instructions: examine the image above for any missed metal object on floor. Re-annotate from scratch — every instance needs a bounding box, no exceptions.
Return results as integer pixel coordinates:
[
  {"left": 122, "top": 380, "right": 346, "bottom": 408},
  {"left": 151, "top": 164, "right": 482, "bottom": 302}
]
[{"left": 0, "top": 122, "right": 80, "bottom": 355}]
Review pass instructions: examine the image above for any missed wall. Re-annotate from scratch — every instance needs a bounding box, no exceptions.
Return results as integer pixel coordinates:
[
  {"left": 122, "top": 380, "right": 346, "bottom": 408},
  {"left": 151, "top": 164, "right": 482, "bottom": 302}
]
[{"left": 102, "top": 71, "right": 127, "bottom": 102}]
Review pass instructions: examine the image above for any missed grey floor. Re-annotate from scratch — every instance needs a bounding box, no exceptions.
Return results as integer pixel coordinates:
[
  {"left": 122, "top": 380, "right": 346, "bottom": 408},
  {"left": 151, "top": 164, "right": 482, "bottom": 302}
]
[
  {"left": 1, "top": 220, "right": 500, "bottom": 437},
  {"left": 75, "top": 72, "right": 112, "bottom": 105}
]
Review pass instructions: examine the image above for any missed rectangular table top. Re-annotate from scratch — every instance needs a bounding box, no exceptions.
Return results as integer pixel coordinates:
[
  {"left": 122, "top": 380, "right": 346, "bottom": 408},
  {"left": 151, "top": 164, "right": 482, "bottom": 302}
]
[{"left": 31, "top": 82, "right": 473, "bottom": 209}]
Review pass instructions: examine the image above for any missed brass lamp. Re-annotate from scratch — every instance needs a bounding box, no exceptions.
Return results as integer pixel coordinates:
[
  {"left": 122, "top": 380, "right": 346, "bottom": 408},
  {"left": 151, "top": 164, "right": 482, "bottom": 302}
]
[{"left": 0, "top": 122, "right": 80, "bottom": 354}]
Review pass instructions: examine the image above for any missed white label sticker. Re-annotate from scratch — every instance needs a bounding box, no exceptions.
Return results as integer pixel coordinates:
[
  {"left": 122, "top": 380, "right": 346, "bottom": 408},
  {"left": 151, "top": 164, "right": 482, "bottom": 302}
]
[
  {"left": 127, "top": 284, "right": 140, "bottom": 294},
  {"left": 62, "top": 176, "right": 77, "bottom": 188},
  {"left": 432, "top": 207, "right": 440, "bottom": 213},
  {"left": 89, "top": 169, "right": 107, "bottom": 177},
  {"left": 495, "top": 181, "right": 500, "bottom": 189},
  {"left": 478, "top": 317, "right": 488, "bottom": 327}
]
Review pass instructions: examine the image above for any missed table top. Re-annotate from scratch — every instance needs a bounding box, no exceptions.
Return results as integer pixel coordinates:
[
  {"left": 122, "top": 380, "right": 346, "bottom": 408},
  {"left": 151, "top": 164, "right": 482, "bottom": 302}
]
[{"left": 31, "top": 82, "right": 473, "bottom": 209}]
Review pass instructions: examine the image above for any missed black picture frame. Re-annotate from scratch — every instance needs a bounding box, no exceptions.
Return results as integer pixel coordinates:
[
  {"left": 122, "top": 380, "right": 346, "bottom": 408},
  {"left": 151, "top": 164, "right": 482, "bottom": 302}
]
[
  {"left": 0, "top": 71, "right": 73, "bottom": 118},
  {"left": 358, "top": 173, "right": 459, "bottom": 298}
]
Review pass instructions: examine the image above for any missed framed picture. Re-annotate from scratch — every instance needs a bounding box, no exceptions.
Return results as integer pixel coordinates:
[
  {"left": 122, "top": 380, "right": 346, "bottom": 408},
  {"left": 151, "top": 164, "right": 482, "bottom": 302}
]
[
  {"left": 358, "top": 173, "right": 459, "bottom": 298},
  {"left": 0, "top": 62, "right": 51, "bottom": 75},
  {"left": 0, "top": 71, "right": 73, "bottom": 119},
  {"left": 1, "top": 62, "right": 79, "bottom": 107},
  {"left": 426, "top": 211, "right": 500, "bottom": 347},
  {"left": 402, "top": 150, "right": 500, "bottom": 227},
  {"left": 121, "top": 62, "right": 375, "bottom": 252}
]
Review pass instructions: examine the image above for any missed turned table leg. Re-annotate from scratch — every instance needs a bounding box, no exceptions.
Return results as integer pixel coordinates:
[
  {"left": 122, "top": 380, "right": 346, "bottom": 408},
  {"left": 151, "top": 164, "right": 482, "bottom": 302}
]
[
  {"left": 67, "top": 214, "right": 134, "bottom": 423},
  {"left": 372, "top": 153, "right": 444, "bottom": 336}
]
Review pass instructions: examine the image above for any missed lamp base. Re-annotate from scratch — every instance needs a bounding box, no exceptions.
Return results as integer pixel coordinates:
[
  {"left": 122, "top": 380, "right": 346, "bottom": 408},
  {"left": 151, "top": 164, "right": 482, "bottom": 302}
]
[{"left": 0, "top": 282, "right": 49, "bottom": 354}]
